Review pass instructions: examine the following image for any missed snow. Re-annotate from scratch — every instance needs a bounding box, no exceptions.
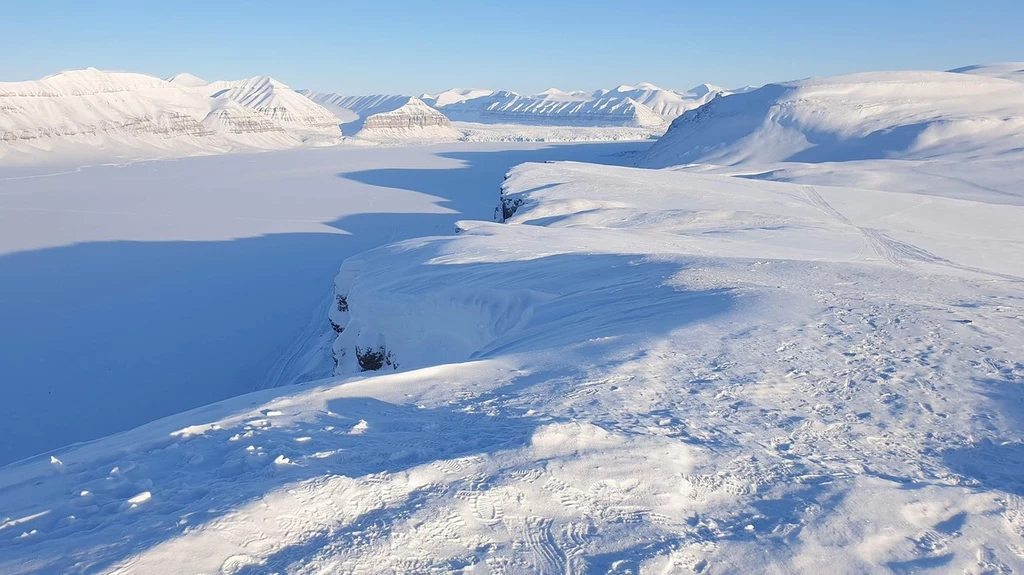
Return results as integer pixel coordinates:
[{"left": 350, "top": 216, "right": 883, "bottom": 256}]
[
  {"left": 0, "top": 69, "right": 342, "bottom": 167},
  {"left": 686, "top": 82, "right": 727, "bottom": 98},
  {"left": 205, "top": 76, "right": 342, "bottom": 143},
  {"left": 3, "top": 147, "right": 1022, "bottom": 572},
  {"left": 165, "top": 72, "right": 208, "bottom": 88},
  {"left": 0, "top": 141, "right": 648, "bottom": 466},
  {"left": 438, "top": 89, "right": 669, "bottom": 128},
  {"left": 421, "top": 88, "right": 496, "bottom": 108},
  {"left": 603, "top": 82, "right": 720, "bottom": 119},
  {"left": 641, "top": 70, "right": 1024, "bottom": 169},
  {"left": 297, "top": 92, "right": 460, "bottom": 140},
  {"left": 3, "top": 63, "right": 1024, "bottom": 573},
  {"left": 949, "top": 61, "right": 1024, "bottom": 83},
  {"left": 430, "top": 82, "right": 725, "bottom": 127},
  {"left": 297, "top": 90, "right": 670, "bottom": 143},
  {"left": 455, "top": 122, "right": 662, "bottom": 143},
  {"left": 640, "top": 69, "right": 1024, "bottom": 205}
]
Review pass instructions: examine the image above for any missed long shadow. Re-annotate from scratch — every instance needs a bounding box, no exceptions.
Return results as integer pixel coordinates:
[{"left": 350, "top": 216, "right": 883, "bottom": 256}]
[
  {"left": 0, "top": 251, "right": 733, "bottom": 574},
  {"left": 939, "top": 376, "right": 1024, "bottom": 497},
  {"left": 336, "top": 142, "right": 649, "bottom": 224},
  {"left": 0, "top": 141, "right": 650, "bottom": 466},
  {"left": 1, "top": 396, "right": 539, "bottom": 574}
]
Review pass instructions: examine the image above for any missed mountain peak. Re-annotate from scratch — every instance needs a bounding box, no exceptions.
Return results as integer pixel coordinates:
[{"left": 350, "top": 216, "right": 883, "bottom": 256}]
[{"left": 167, "top": 72, "right": 208, "bottom": 87}]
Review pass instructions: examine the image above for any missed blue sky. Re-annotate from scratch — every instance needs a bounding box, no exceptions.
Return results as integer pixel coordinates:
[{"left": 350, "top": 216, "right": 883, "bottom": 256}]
[{"left": 2, "top": 0, "right": 1020, "bottom": 94}]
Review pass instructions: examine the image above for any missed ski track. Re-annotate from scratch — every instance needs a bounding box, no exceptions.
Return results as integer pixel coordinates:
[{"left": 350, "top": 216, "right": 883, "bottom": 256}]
[{"left": 803, "top": 186, "right": 1024, "bottom": 281}]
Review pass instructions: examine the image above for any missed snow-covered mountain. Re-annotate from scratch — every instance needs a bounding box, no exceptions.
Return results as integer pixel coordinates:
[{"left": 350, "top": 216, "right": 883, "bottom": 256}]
[
  {"left": 641, "top": 70, "right": 1024, "bottom": 169},
  {"left": 299, "top": 91, "right": 459, "bottom": 140},
  {"left": 437, "top": 89, "right": 668, "bottom": 128},
  {"left": 427, "top": 81, "right": 728, "bottom": 128},
  {"left": 193, "top": 76, "right": 342, "bottom": 143},
  {"left": 948, "top": 61, "right": 1024, "bottom": 83},
  {"left": 166, "top": 72, "right": 209, "bottom": 88},
  {"left": 420, "top": 88, "right": 495, "bottom": 108},
  {"left": 4, "top": 61, "right": 1024, "bottom": 574},
  {"left": 295, "top": 90, "right": 392, "bottom": 122},
  {"left": 600, "top": 82, "right": 721, "bottom": 119},
  {"left": 0, "top": 68, "right": 341, "bottom": 165}
]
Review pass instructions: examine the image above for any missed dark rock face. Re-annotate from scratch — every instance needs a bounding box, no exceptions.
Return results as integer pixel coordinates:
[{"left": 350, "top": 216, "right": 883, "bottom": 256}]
[
  {"left": 355, "top": 345, "right": 396, "bottom": 371},
  {"left": 499, "top": 196, "right": 524, "bottom": 221},
  {"left": 495, "top": 173, "right": 524, "bottom": 222},
  {"left": 355, "top": 345, "right": 386, "bottom": 371}
]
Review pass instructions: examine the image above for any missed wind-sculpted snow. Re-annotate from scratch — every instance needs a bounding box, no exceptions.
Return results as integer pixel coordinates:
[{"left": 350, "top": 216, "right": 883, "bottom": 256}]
[
  {"left": 641, "top": 70, "right": 1024, "bottom": 169},
  {"left": 2, "top": 155, "right": 1023, "bottom": 572}
]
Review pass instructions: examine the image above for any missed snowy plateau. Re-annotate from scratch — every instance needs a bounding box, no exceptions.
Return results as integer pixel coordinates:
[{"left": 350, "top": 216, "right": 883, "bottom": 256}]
[{"left": 0, "top": 62, "right": 1023, "bottom": 575}]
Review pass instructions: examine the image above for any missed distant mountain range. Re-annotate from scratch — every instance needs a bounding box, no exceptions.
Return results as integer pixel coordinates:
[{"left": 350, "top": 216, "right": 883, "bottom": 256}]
[
  {"left": 2, "top": 69, "right": 746, "bottom": 165},
  {"left": 0, "top": 68, "right": 342, "bottom": 165}
]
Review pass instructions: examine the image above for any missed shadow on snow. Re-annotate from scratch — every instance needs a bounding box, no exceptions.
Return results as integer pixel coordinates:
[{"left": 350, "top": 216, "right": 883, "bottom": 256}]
[{"left": 0, "top": 141, "right": 648, "bottom": 466}]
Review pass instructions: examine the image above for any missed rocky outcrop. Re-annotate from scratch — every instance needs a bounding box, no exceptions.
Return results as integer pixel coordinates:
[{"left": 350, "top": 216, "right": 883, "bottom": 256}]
[
  {"left": 495, "top": 172, "right": 525, "bottom": 222},
  {"left": 358, "top": 98, "right": 452, "bottom": 131},
  {"left": 328, "top": 263, "right": 399, "bottom": 373}
]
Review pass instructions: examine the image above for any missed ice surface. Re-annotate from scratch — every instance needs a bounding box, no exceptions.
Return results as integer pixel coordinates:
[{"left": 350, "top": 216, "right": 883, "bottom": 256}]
[
  {"left": 0, "top": 142, "right": 648, "bottom": 465},
  {"left": 3, "top": 152, "right": 1021, "bottom": 573}
]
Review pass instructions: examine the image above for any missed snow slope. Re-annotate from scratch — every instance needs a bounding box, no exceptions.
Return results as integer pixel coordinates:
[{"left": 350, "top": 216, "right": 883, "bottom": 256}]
[
  {"left": 455, "top": 122, "right": 662, "bottom": 143},
  {"left": 4, "top": 158, "right": 1021, "bottom": 574},
  {"left": 352, "top": 98, "right": 462, "bottom": 141},
  {"left": 0, "top": 69, "right": 340, "bottom": 166},
  {"left": 166, "top": 72, "right": 209, "bottom": 88},
  {"left": 421, "top": 88, "right": 495, "bottom": 108},
  {"left": 642, "top": 70, "right": 1024, "bottom": 169},
  {"left": 297, "top": 92, "right": 458, "bottom": 140},
  {"left": 601, "top": 82, "right": 720, "bottom": 119},
  {"left": 949, "top": 62, "right": 1024, "bottom": 83},
  {"left": 438, "top": 89, "right": 668, "bottom": 128},
  {"left": 640, "top": 66, "right": 1024, "bottom": 205},
  {"left": 294, "top": 90, "right": 377, "bottom": 123},
  {"left": 0, "top": 141, "right": 649, "bottom": 466},
  {"left": 206, "top": 77, "right": 341, "bottom": 143}
]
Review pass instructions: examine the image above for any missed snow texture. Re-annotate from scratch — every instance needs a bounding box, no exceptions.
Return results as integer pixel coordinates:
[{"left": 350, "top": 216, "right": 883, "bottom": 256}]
[
  {"left": 2, "top": 64, "right": 1023, "bottom": 574},
  {"left": 0, "top": 141, "right": 647, "bottom": 466},
  {"left": 0, "top": 69, "right": 341, "bottom": 166},
  {"left": 641, "top": 70, "right": 1024, "bottom": 169},
  {"left": 3, "top": 153, "right": 1022, "bottom": 574},
  {"left": 299, "top": 92, "right": 460, "bottom": 140}
]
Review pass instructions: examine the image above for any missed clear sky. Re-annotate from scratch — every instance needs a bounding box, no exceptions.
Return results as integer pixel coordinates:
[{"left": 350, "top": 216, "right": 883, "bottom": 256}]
[{"left": 1, "top": 0, "right": 1021, "bottom": 95}]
